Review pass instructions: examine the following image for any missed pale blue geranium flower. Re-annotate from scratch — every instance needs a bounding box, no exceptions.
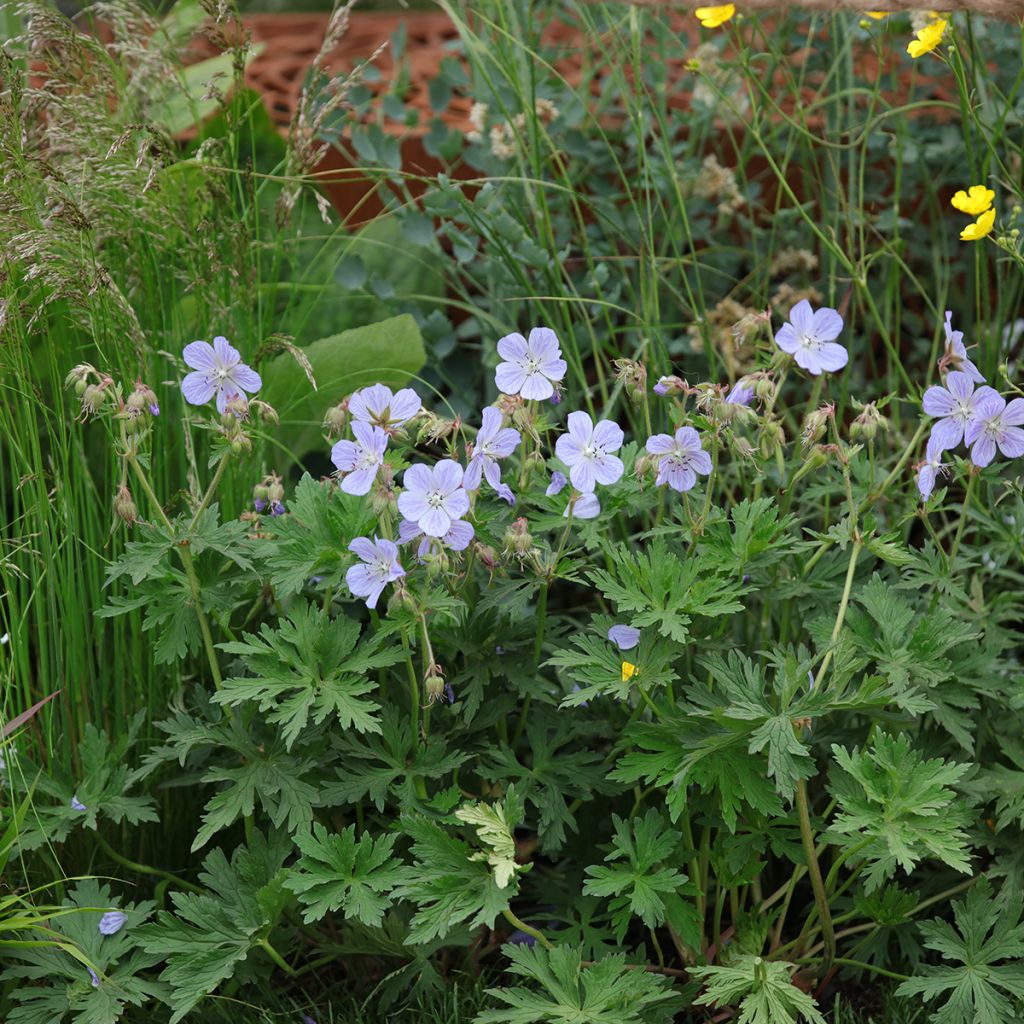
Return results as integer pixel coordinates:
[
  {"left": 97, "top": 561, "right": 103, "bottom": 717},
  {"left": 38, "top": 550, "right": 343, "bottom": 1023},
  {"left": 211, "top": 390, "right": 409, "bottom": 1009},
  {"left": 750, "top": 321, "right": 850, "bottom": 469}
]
[
  {"left": 99, "top": 911, "right": 127, "bottom": 936},
  {"left": 916, "top": 436, "right": 946, "bottom": 500},
  {"left": 555, "top": 411, "right": 624, "bottom": 492},
  {"left": 964, "top": 394, "right": 1024, "bottom": 467},
  {"left": 464, "top": 408, "right": 521, "bottom": 495},
  {"left": 564, "top": 492, "right": 600, "bottom": 520},
  {"left": 941, "top": 311, "right": 984, "bottom": 383},
  {"left": 398, "top": 461, "right": 470, "bottom": 538},
  {"left": 546, "top": 471, "right": 567, "bottom": 496},
  {"left": 495, "top": 327, "right": 567, "bottom": 401},
  {"left": 607, "top": 625, "right": 640, "bottom": 650},
  {"left": 653, "top": 375, "right": 684, "bottom": 396},
  {"left": 773, "top": 300, "right": 847, "bottom": 376},
  {"left": 181, "top": 337, "right": 262, "bottom": 414},
  {"left": 71, "top": 795, "right": 86, "bottom": 811},
  {"left": 399, "top": 517, "right": 475, "bottom": 558},
  {"left": 495, "top": 482, "right": 516, "bottom": 505},
  {"left": 646, "top": 427, "right": 712, "bottom": 492},
  {"left": 922, "top": 370, "right": 998, "bottom": 452},
  {"left": 348, "top": 384, "right": 421, "bottom": 431},
  {"left": 87, "top": 966, "right": 100, "bottom": 988},
  {"left": 345, "top": 537, "right": 404, "bottom": 609},
  {"left": 331, "top": 423, "right": 389, "bottom": 496}
]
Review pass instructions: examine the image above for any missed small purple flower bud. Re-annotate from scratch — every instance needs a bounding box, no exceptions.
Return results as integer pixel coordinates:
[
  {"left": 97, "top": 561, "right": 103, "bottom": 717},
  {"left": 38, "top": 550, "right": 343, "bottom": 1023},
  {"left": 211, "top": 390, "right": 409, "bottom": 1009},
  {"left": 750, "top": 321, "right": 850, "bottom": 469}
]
[
  {"left": 87, "top": 966, "right": 100, "bottom": 987},
  {"left": 495, "top": 645, "right": 505, "bottom": 655},
  {"left": 99, "top": 911, "right": 127, "bottom": 936},
  {"left": 546, "top": 471, "right": 567, "bottom": 496},
  {"left": 507, "top": 929, "right": 537, "bottom": 946},
  {"left": 309, "top": 575, "right": 324, "bottom": 586},
  {"left": 270, "top": 500, "right": 286, "bottom": 517},
  {"left": 495, "top": 482, "right": 516, "bottom": 505},
  {"left": 71, "top": 795, "right": 86, "bottom": 811},
  {"left": 149, "top": 403, "right": 160, "bottom": 416},
  {"left": 301, "top": 1015, "right": 318, "bottom": 1024},
  {"left": 444, "top": 682, "right": 456, "bottom": 703},
  {"left": 607, "top": 625, "right": 640, "bottom": 651},
  {"left": 549, "top": 391, "right": 562, "bottom": 406},
  {"left": 253, "top": 497, "right": 266, "bottom": 512}
]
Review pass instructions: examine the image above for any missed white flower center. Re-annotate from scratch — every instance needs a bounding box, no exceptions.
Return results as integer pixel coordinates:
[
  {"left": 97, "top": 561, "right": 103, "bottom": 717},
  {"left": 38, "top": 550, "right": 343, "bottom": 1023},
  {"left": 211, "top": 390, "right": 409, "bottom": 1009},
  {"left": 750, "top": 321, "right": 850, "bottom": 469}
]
[
  {"left": 582, "top": 443, "right": 600, "bottom": 461},
  {"left": 374, "top": 558, "right": 392, "bottom": 578},
  {"left": 427, "top": 489, "right": 445, "bottom": 509},
  {"left": 523, "top": 357, "right": 541, "bottom": 374},
  {"left": 356, "top": 448, "right": 379, "bottom": 470}
]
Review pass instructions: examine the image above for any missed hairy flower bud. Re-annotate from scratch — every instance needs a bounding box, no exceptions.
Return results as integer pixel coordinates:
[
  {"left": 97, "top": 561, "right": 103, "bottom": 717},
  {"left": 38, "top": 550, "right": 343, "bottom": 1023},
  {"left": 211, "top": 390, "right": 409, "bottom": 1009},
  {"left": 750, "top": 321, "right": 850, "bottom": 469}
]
[
  {"left": 754, "top": 374, "right": 776, "bottom": 403},
  {"left": 652, "top": 374, "right": 686, "bottom": 397},
  {"left": 65, "top": 364, "right": 95, "bottom": 390},
  {"left": 801, "top": 404, "right": 833, "bottom": 450},
  {"left": 503, "top": 517, "right": 534, "bottom": 558},
  {"left": 249, "top": 400, "right": 279, "bottom": 426},
  {"left": 418, "top": 411, "right": 460, "bottom": 445},
  {"left": 613, "top": 358, "right": 648, "bottom": 402},
  {"left": 758, "top": 418, "right": 785, "bottom": 459},
  {"left": 80, "top": 383, "right": 107, "bottom": 417},
  {"left": 322, "top": 401, "right": 348, "bottom": 437},
  {"left": 850, "top": 402, "right": 887, "bottom": 442},
  {"left": 692, "top": 382, "right": 720, "bottom": 413},
  {"left": 114, "top": 485, "right": 138, "bottom": 526},
  {"left": 474, "top": 542, "right": 498, "bottom": 571}
]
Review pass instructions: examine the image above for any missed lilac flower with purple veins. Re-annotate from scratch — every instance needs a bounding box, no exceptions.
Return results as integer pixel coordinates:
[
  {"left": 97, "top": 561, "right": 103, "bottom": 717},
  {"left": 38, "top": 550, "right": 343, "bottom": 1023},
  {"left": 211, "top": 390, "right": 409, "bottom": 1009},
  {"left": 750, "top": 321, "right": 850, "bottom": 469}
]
[
  {"left": 464, "top": 408, "right": 521, "bottom": 493},
  {"left": 546, "top": 471, "right": 567, "bottom": 496},
  {"left": 555, "top": 411, "right": 624, "bottom": 493},
  {"left": 495, "top": 327, "right": 567, "bottom": 401},
  {"left": 331, "top": 422, "right": 389, "bottom": 496},
  {"left": 549, "top": 392, "right": 562, "bottom": 406},
  {"left": 726, "top": 379, "right": 755, "bottom": 405},
  {"left": 399, "top": 517, "right": 475, "bottom": 558},
  {"left": 941, "top": 311, "right": 984, "bottom": 383},
  {"left": 922, "top": 370, "right": 999, "bottom": 451},
  {"left": 270, "top": 501, "right": 286, "bottom": 517},
  {"left": 149, "top": 403, "right": 160, "bottom": 416},
  {"left": 88, "top": 967, "right": 100, "bottom": 988},
  {"left": 916, "top": 437, "right": 946, "bottom": 500},
  {"left": 646, "top": 427, "right": 713, "bottom": 492},
  {"left": 607, "top": 625, "right": 640, "bottom": 651},
  {"left": 565, "top": 492, "right": 600, "bottom": 520},
  {"left": 181, "top": 336, "right": 262, "bottom": 414},
  {"left": 398, "top": 461, "right": 471, "bottom": 538},
  {"left": 349, "top": 384, "right": 421, "bottom": 431},
  {"left": 345, "top": 537, "right": 405, "bottom": 609},
  {"left": 71, "top": 795, "right": 86, "bottom": 811},
  {"left": 99, "top": 911, "right": 127, "bottom": 936},
  {"left": 774, "top": 300, "right": 847, "bottom": 376},
  {"left": 964, "top": 394, "right": 1024, "bottom": 467},
  {"left": 653, "top": 378, "right": 671, "bottom": 396},
  {"left": 495, "top": 482, "right": 516, "bottom": 506},
  {"left": 253, "top": 497, "right": 267, "bottom": 513}
]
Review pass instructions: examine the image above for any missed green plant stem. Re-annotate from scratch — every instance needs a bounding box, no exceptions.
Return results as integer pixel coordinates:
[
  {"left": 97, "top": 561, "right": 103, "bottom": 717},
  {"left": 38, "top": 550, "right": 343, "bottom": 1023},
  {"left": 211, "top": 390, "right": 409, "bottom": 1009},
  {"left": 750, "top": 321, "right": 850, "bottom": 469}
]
[
  {"left": 814, "top": 539, "right": 861, "bottom": 692},
  {"left": 93, "top": 831, "right": 202, "bottom": 895},
  {"left": 794, "top": 778, "right": 835, "bottom": 974},
  {"left": 501, "top": 907, "right": 553, "bottom": 949},
  {"left": 948, "top": 470, "right": 978, "bottom": 568},
  {"left": 188, "top": 453, "right": 230, "bottom": 530},
  {"left": 512, "top": 578, "right": 549, "bottom": 746},
  {"left": 127, "top": 454, "right": 223, "bottom": 690},
  {"left": 401, "top": 626, "right": 428, "bottom": 801},
  {"left": 258, "top": 937, "right": 296, "bottom": 976}
]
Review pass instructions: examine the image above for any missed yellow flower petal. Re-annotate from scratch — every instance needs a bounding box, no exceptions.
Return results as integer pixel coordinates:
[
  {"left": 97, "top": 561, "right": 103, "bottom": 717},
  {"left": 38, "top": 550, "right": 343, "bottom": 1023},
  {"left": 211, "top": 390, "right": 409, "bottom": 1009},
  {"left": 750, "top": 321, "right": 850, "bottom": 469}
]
[
  {"left": 907, "top": 17, "right": 947, "bottom": 59},
  {"left": 695, "top": 4, "right": 736, "bottom": 28},
  {"left": 621, "top": 661, "right": 637, "bottom": 682},
  {"left": 865, "top": 11, "right": 889, "bottom": 18},
  {"left": 951, "top": 185, "right": 995, "bottom": 216},
  {"left": 960, "top": 208, "right": 995, "bottom": 241}
]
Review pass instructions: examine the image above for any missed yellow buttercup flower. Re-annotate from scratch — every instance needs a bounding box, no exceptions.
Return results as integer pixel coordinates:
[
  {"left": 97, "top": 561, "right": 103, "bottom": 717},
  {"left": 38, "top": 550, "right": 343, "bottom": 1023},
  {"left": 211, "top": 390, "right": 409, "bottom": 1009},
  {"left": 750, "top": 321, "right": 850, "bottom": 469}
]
[
  {"left": 865, "top": 11, "right": 889, "bottom": 18},
  {"left": 695, "top": 4, "right": 736, "bottom": 28},
  {"left": 621, "top": 661, "right": 637, "bottom": 682},
  {"left": 960, "top": 208, "right": 995, "bottom": 242},
  {"left": 907, "top": 18, "right": 947, "bottom": 59},
  {"left": 951, "top": 186, "right": 994, "bottom": 216}
]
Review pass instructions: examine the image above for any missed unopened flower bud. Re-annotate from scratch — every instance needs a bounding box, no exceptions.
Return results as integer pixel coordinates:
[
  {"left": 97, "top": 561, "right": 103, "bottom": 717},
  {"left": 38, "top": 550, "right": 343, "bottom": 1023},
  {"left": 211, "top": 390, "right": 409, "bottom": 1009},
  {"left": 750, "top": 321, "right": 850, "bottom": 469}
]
[
  {"left": 224, "top": 394, "right": 250, "bottom": 421},
  {"left": 634, "top": 452, "right": 658, "bottom": 478},
  {"left": 613, "top": 358, "right": 648, "bottom": 402},
  {"left": 503, "top": 517, "right": 534, "bottom": 558},
  {"left": 850, "top": 402, "right": 887, "bottom": 442},
  {"left": 693, "top": 382, "right": 720, "bottom": 413},
  {"left": 250, "top": 400, "right": 279, "bottom": 426},
  {"left": 266, "top": 477, "right": 285, "bottom": 503},
  {"left": 474, "top": 542, "right": 498, "bottom": 570},
  {"left": 728, "top": 435, "right": 757, "bottom": 460},
  {"left": 652, "top": 374, "right": 686, "bottom": 396},
  {"left": 418, "top": 411, "right": 459, "bottom": 445},
  {"left": 801, "top": 404, "right": 833, "bottom": 450},
  {"left": 424, "top": 666, "right": 447, "bottom": 704},
  {"left": 114, "top": 485, "right": 138, "bottom": 526},
  {"left": 754, "top": 374, "right": 776, "bottom": 403},
  {"left": 80, "top": 383, "right": 106, "bottom": 417},
  {"left": 323, "top": 402, "right": 348, "bottom": 437},
  {"left": 759, "top": 418, "right": 786, "bottom": 459}
]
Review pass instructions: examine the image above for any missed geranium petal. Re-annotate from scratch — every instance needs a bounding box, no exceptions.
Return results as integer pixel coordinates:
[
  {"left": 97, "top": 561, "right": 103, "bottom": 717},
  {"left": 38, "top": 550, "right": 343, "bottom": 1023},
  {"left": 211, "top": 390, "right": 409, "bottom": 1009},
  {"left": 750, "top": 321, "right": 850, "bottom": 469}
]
[
  {"left": 181, "top": 371, "right": 216, "bottom": 406},
  {"left": 182, "top": 341, "right": 217, "bottom": 371}
]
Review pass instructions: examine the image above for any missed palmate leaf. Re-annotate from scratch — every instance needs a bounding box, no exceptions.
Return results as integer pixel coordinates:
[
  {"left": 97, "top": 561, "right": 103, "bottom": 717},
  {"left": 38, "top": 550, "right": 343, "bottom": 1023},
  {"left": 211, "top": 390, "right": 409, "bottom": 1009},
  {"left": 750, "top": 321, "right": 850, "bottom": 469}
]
[
  {"left": 827, "top": 732, "right": 973, "bottom": 891},
  {"left": 582, "top": 809, "right": 692, "bottom": 941},
  {"left": 394, "top": 790, "right": 526, "bottom": 944},
  {"left": 474, "top": 944, "right": 686, "bottom": 1024},
  {"left": 1, "top": 880, "right": 163, "bottom": 1024},
  {"left": 702, "top": 496, "right": 798, "bottom": 573},
  {"left": 214, "top": 602, "right": 400, "bottom": 749},
  {"left": 691, "top": 956, "right": 826, "bottom": 1024},
  {"left": 11, "top": 714, "right": 157, "bottom": 851},
  {"left": 897, "top": 879, "right": 1024, "bottom": 1024},
  {"left": 138, "top": 831, "right": 289, "bottom": 1024},
  {"left": 284, "top": 823, "right": 404, "bottom": 925},
  {"left": 589, "top": 539, "right": 747, "bottom": 643}
]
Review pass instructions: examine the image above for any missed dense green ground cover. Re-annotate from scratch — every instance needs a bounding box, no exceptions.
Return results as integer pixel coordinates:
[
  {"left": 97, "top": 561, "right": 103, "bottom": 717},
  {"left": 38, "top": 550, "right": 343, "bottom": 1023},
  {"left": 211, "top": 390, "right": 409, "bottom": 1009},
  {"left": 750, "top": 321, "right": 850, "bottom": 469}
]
[{"left": 3, "top": 1, "right": 1024, "bottom": 1021}]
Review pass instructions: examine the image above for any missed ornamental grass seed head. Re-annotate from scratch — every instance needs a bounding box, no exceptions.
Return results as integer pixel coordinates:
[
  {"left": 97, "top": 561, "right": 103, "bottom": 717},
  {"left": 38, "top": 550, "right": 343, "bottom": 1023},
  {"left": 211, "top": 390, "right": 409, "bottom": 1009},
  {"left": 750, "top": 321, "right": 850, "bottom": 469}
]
[
  {"left": 555, "top": 411, "right": 625, "bottom": 492},
  {"left": 495, "top": 327, "right": 567, "bottom": 401},
  {"left": 774, "top": 300, "right": 847, "bottom": 376},
  {"left": 181, "top": 336, "right": 262, "bottom": 414}
]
